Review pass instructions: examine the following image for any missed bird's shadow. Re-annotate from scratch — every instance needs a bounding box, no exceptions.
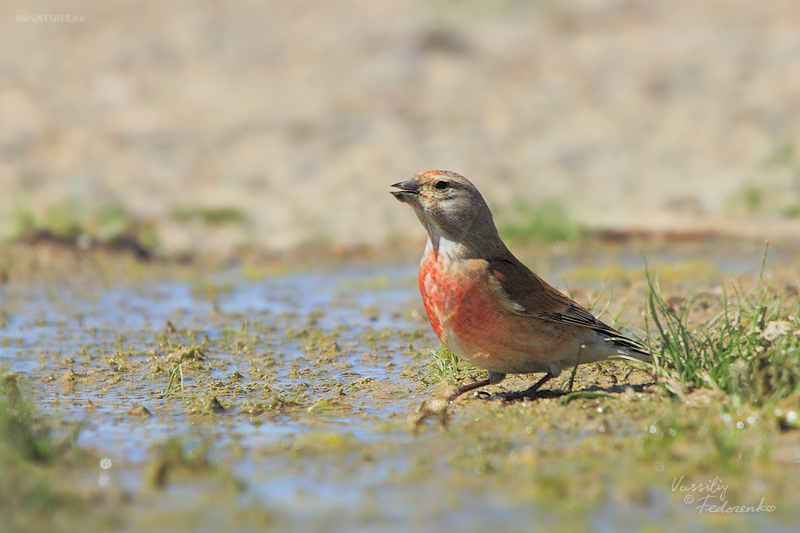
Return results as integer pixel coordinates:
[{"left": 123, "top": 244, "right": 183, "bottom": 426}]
[{"left": 479, "top": 382, "right": 657, "bottom": 404}]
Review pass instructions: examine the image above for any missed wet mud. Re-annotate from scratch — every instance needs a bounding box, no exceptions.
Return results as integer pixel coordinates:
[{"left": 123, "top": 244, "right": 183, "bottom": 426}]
[{"left": 1, "top": 240, "right": 798, "bottom": 532}]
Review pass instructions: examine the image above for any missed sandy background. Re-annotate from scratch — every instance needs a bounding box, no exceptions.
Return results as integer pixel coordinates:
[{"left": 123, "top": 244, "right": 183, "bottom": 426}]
[{"left": 1, "top": 0, "right": 799, "bottom": 255}]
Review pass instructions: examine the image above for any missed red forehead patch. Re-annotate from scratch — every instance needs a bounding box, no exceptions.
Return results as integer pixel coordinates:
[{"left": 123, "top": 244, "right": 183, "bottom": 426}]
[{"left": 422, "top": 170, "right": 445, "bottom": 178}]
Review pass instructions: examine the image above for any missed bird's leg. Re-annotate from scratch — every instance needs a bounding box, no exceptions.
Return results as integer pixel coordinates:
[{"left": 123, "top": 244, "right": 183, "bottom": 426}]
[
  {"left": 500, "top": 371, "right": 558, "bottom": 402},
  {"left": 448, "top": 371, "right": 505, "bottom": 402},
  {"left": 448, "top": 379, "right": 490, "bottom": 402},
  {"left": 518, "top": 371, "right": 556, "bottom": 399}
]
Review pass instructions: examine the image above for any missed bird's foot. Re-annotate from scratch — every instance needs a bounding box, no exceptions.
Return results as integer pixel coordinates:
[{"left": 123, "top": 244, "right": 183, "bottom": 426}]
[{"left": 498, "top": 372, "right": 558, "bottom": 403}]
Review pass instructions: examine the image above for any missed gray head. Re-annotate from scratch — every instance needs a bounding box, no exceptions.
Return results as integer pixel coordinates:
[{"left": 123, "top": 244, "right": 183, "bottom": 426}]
[{"left": 391, "top": 170, "right": 504, "bottom": 257}]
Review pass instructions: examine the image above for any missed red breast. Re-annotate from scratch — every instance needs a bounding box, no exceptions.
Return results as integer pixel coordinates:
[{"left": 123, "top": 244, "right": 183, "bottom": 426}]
[
  {"left": 418, "top": 248, "right": 449, "bottom": 340},
  {"left": 418, "top": 247, "right": 507, "bottom": 348},
  {"left": 417, "top": 245, "right": 576, "bottom": 374}
]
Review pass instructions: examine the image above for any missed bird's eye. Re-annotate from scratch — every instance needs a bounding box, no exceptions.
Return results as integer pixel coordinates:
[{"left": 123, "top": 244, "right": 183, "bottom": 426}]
[{"left": 434, "top": 180, "right": 450, "bottom": 190}]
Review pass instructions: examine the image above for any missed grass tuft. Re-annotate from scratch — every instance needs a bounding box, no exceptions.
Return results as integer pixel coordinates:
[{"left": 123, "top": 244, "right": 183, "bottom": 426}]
[
  {"left": 0, "top": 372, "right": 69, "bottom": 464},
  {"left": 424, "top": 345, "right": 478, "bottom": 384},
  {"left": 171, "top": 206, "right": 247, "bottom": 225},
  {"left": 6, "top": 200, "right": 156, "bottom": 257},
  {"left": 145, "top": 436, "right": 242, "bottom": 491},
  {"left": 498, "top": 200, "right": 589, "bottom": 243},
  {"left": 0, "top": 372, "right": 89, "bottom": 531},
  {"left": 642, "top": 244, "right": 800, "bottom": 406}
]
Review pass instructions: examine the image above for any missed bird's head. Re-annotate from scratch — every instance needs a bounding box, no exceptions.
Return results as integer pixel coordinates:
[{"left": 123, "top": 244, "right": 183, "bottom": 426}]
[{"left": 391, "top": 170, "right": 501, "bottom": 254}]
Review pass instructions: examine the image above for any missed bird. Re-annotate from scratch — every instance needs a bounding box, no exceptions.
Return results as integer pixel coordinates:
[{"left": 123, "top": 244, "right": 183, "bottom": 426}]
[{"left": 391, "top": 170, "right": 651, "bottom": 402}]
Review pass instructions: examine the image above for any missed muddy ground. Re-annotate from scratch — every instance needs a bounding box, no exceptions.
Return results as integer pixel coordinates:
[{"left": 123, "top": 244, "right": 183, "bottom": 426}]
[{"left": 1, "top": 239, "right": 799, "bottom": 532}]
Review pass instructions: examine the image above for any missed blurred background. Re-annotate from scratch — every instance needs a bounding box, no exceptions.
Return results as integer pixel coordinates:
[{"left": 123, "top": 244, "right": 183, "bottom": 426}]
[{"left": 1, "top": 0, "right": 799, "bottom": 257}]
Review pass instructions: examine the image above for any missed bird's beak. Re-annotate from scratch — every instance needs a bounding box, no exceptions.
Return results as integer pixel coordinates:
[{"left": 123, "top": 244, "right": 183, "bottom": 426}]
[{"left": 390, "top": 180, "right": 421, "bottom": 203}]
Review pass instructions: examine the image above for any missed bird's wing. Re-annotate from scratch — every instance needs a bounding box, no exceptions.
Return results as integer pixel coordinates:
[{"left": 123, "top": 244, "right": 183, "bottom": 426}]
[
  {"left": 487, "top": 257, "right": 574, "bottom": 317},
  {"left": 487, "top": 257, "right": 647, "bottom": 353}
]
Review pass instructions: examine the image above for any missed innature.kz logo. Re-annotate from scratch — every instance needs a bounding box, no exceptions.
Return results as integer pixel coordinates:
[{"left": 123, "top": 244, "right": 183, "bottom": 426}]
[{"left": 17, "top": 15, "right": 85, "bottom": 23}]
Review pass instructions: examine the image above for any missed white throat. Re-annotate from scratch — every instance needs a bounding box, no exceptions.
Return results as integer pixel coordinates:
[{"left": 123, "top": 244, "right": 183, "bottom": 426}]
[{"left": 424, "top": 234, "right": 464, "bottom": 265}]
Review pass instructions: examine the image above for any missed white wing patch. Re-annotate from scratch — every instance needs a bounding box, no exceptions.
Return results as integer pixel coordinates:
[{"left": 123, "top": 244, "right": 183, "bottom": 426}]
[{"left": 487, "top": 272, "right": 526, "bottom": 313}]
